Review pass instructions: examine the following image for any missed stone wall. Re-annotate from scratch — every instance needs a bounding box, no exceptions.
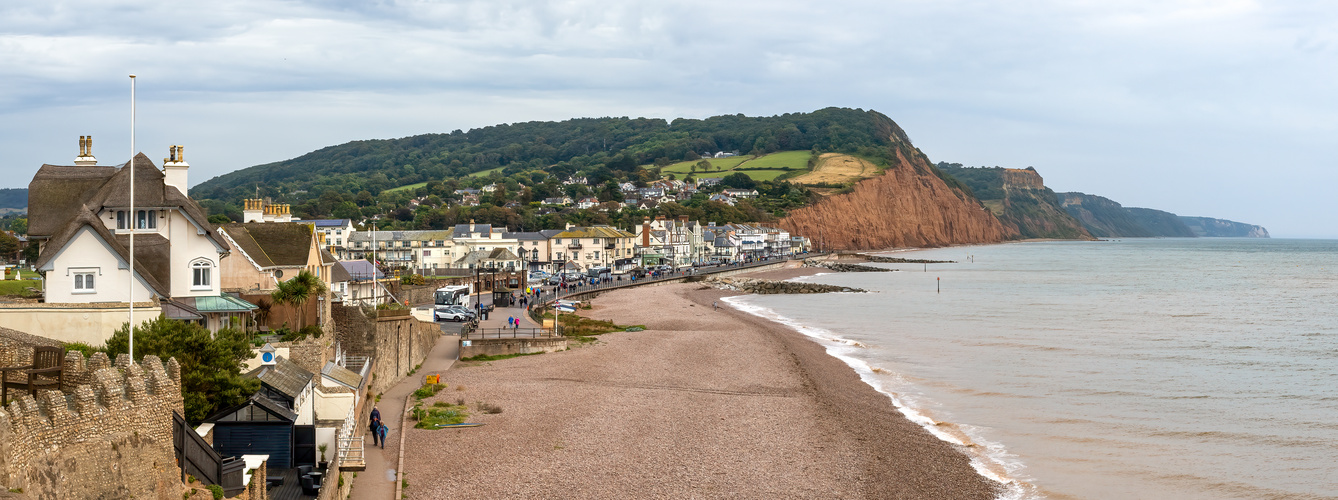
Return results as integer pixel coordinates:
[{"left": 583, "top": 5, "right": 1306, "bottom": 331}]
[
  {"left": 233, "top": 459, "right": 268, "bottom": 500},
  {"left": 0, "top": 352, "right": 184, "bottom": 500},
  {"left": 459, "top": 338, "right": 568, "bottom": 359},
  {"left": 0, "top": 327, "right": 63, "bottom": 374},
  {"left": 332, "top": 304, "right": 377, "bottom": 358},
  {"left": 367, "top": 316, "right": 440, "bottom": 394}
]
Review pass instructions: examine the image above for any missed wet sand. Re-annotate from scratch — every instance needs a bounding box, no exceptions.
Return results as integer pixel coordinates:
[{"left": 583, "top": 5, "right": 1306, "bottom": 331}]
[{"left": 403, "top": 272, "right": 997, "bottom": 499}]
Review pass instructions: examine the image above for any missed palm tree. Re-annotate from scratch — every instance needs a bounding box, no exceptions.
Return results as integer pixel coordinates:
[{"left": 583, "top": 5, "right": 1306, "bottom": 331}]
[{"left": 271, "top": 270, "right": 328, "bottom": 330}]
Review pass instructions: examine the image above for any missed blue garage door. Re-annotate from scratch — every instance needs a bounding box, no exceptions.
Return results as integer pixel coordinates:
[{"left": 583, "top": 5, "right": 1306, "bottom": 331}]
[{"left": 213, "top": 424, "right": 293, "bottom": 469}]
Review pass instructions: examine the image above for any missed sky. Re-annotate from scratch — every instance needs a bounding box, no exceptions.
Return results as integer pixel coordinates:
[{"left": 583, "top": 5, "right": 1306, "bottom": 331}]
[{"left": 2, "top": 0, "right": 1336, "bottom": 237}]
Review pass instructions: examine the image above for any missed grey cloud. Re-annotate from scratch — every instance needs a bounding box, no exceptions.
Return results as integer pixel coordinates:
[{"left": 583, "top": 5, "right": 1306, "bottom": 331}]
[{"left": 2, "top": 0, "right": 1337, "bottom": 235}]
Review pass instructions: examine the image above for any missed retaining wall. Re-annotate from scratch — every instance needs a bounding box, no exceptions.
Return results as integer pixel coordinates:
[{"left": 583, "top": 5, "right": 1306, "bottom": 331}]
[{"left": 459, "top": 337, "right": 568, "bottom": 359}]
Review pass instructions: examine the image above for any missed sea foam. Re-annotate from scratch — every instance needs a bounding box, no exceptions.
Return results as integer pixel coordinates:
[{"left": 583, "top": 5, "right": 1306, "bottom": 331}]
[{"left": 722, "top": 295, "right": 1033, "bottom": 500}]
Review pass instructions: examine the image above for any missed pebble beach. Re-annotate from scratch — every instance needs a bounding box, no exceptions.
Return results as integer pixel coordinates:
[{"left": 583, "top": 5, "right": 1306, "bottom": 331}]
[{"left": 402, "top": 268, "right": 998, "bottom": 499}]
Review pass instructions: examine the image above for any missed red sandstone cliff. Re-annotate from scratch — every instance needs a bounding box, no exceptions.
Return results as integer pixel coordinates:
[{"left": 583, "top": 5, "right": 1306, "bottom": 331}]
[{"left": 781, "top": 146, "right": 1014, "bottom": 250}]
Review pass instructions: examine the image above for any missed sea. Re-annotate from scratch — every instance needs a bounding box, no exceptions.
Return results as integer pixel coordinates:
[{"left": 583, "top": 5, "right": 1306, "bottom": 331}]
[{"left": 725, "top": 238, "right": 1338, "bottom": 500}]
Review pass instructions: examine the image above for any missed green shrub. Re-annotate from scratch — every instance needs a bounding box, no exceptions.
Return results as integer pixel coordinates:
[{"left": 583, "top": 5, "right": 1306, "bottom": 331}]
[
  {"left": 63, "top": 341, "right": 101, "bottom": 357},
  {"left": 208, "top": 484, "right": 224, "bottom": 499},
  {"left": 412, "top": 383, "right": 445, "bottom": 400}
]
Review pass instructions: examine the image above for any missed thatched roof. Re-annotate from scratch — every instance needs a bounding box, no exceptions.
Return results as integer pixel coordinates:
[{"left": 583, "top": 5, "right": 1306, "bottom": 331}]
[
  {"left": 27, "top": 164, "right": 117, "bottom": 238},
  {"left": 26, "top": 153, "right": 228, "bottom": 251},
  {"left": 33, "top": 209, "right": 170, "bottom": 297},
  {"left": 219, "top": 223, "right": 315, "bottom": 269}
]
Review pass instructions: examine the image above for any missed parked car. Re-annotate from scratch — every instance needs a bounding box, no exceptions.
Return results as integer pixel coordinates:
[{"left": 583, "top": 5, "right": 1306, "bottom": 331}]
[{"left": 434, "top": 305, "right": 476, "bottom": 322}]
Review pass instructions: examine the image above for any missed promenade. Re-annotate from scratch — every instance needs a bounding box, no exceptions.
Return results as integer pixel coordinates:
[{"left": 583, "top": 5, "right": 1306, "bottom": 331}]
[{"left": 350, "top": 255, "right": 819, "bottom": 499}]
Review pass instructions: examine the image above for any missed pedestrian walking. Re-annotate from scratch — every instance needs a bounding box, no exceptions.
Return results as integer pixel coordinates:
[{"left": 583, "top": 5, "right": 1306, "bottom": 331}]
[
  {"left": 376, "top": 422, "right": 388, "bottom": 449},
  {"left": 369, "top": 405, "right": 382, "bottom": 446},
  {"left": 713, "top": 301, "right": 717, "bottom": 311}
]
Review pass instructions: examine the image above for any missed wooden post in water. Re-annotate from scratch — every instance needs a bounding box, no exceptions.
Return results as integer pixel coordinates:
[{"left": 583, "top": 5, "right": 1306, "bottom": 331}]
[{"left": 937, "top": 277, "right": 940, "bottom": 294}]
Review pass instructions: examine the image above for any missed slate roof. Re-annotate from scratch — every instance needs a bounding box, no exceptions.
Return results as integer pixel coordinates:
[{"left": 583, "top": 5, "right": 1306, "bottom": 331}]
[
  {"left": 161, "top": 300, "right": 204, "bottom": 321},
  {"left": 347, "top": 230, "right": 450, "bottom": 243},
  {"left": 337, "top": 260, "right": 383, "bottom": 281},
  {"left": 245, "top": 355, "right": 314, "bottom": 401},
  {"left": 554, "top": 226, "right": 636, "bottom": 239},
  {"left": 503, "top": 231, "right": 552, "bottom": 241},
  {"left": 452, "top": 223, "right": 503, "bottom": 238},
  {"left": 321, "top": 361, "right": 364, "bottom": 391},
  {"left": 454, "top": 248, "right": 520, "bottom": 267},
  {"left": 219, "top": 223, "right": 315, "bottom": 268},
  {"left": 205, "top": 393, "right": 298, "bottom": 423},
  {"left": 308, "top": 219, "right": 352, "bottom": 228}
]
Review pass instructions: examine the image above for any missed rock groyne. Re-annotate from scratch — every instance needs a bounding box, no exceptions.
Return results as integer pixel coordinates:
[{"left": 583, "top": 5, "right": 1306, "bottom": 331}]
[
  {"left": 853, "top": 253, "right": 956, "bottom": 264},
  {"left": 803, "top": 259, "right": 896, "bottom": 272},
  {"left": 705, "top": 277, "right": 865, "bottom": 294}
]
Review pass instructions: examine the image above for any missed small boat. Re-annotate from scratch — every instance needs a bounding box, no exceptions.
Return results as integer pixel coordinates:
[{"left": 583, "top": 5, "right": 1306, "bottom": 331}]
[{"left": 435, "top": 422, "right": 485, "bottom": 428}]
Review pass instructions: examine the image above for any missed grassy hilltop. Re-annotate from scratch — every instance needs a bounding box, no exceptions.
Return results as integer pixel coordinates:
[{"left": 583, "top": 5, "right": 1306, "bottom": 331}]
[{"left": 188, "top": 108, "right": 911, "bottom": 229}]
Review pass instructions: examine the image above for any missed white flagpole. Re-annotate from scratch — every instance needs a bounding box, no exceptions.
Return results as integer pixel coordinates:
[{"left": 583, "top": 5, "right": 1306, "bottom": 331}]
[{"left": 128, "top": 74, "right": 136, "bottom": 360}]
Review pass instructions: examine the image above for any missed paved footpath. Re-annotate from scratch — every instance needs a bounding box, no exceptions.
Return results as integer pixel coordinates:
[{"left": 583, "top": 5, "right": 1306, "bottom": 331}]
[
  {"left": 349, "top": 326, "right": 458, "bottom": 500},
  {"left": 346, "top": 292, "right": 569, "bottom": 499}
]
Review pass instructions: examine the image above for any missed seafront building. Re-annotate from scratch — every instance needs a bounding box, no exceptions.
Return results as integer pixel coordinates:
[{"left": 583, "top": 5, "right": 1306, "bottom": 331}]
[{"left": 5, "top": 140, "right": 253, "bottom": 342}]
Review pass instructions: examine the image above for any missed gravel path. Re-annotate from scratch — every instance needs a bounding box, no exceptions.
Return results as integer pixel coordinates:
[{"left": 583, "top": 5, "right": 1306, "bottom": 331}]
[{"left": 402, "top": 282, "right": 998, "bottom": 499}]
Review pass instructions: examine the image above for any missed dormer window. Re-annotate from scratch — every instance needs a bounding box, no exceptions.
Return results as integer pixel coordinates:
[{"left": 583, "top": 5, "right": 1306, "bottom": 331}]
[{"left": 133, "top": 210, "right": 157, "bottom": 229}]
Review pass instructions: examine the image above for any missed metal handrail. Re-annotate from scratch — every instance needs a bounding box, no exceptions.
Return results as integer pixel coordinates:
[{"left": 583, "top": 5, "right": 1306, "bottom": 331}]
[{"left": 338, "top": 436, "right": 365, "bottom": 468}]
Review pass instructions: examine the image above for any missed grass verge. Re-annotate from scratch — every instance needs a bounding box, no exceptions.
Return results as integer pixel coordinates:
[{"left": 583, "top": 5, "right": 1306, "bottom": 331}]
[{"left": 411, "top": 401, "right": 468, "bottom": 428}]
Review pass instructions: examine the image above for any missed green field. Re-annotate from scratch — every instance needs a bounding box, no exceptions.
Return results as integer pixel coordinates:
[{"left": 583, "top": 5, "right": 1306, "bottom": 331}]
[
  {"left": 0, "top": 269, "right": 41, "bottom": 297},
  {"left": 739, "top": 150, "right": 811, "bottom": 170},
  {"left": 467, "top": 166, "right": 505, "bottom": 178},
  {"left": 659, "top": 151, "right": 811, "bottom": 182},
  {"left": 384, "top": 181, "right": 428, "bottom": 194}
]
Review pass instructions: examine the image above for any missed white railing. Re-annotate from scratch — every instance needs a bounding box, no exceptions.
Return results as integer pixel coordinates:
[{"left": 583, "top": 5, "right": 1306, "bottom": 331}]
[{"left": 337, "top": 436, "right": 365, "bottom": 470}]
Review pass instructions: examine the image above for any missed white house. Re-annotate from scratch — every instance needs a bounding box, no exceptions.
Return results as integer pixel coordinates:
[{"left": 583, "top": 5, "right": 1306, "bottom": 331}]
[
  {"left": 708, "top": 193, "right": 736, "bottom": 206},
  {"left": 16, "top": 142, "right": 250, "bottom": 341},
  {"left": 722, "top": 189, "right": 759, "bottom": 199}
]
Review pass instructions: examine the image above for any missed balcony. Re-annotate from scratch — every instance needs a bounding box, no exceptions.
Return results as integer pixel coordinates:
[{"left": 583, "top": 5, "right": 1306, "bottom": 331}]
[
  {"left": 568, "top": 243, "right": 583, "bottom": 250},
  {"left": 604, "top": 243, "right": 616, "bottom": 249}
]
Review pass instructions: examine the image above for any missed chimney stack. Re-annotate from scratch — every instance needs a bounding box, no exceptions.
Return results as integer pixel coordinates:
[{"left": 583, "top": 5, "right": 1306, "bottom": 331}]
[
  {"left": 74, "top": 135, "right": 98, "bottom": 166},
  {"left": 642, "top": 217, "right": 651, "bottom": 248},
  {"left": 162, "top": 144, "right": 190, "bottom": 195},
  {"left": 243, "top": 199, "right": 264, "bottom": 223}
]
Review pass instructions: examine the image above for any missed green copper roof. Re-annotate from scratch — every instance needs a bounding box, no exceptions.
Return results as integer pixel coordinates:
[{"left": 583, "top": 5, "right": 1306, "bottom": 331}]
[{"left": 193, "top": 294, "right": 258, "bottom": 313}]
